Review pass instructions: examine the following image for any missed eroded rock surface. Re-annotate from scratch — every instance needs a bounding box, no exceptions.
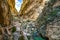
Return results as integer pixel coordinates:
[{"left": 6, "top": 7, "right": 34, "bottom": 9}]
[
  {"left": 19, "top": 0, "right": 49, "bottom": 21},
  {"left": 20, "top": 0, "right": 60, "bottom": 40}
]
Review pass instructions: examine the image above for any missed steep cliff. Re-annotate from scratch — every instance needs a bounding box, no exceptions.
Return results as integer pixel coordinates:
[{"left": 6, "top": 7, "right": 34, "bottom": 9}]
[
  {"left": 19, "top": 0, "right": 49, "bottom": 21},
  {"left": 37, "top": 0, "right": 60, "bottom": 40},
  {"left": 7, "top": 0, "right": 18, "bottom": 16},
  {"left": 20, "top": 0, "right": 60, "bottom": 40},
  {"left": 0, "top": 0, "right": 11, "bottom": 26},
  {"left": 0, "top": 0, "right": 12, "bottom": 40},
  {"left": 0, "top": 0, "right": 18, "bottom": 40},
  {"left": 0, "top": 0, "right": 18, "bottom": 26}
]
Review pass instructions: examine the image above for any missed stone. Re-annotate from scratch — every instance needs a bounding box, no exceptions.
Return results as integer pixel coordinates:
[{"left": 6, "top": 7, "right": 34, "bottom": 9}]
[
  {"left": 19, "top": 0, "right": 49, "bottom": 21},
  {"left": 19, "top": 0, "right": 60, "bottom": 40}
]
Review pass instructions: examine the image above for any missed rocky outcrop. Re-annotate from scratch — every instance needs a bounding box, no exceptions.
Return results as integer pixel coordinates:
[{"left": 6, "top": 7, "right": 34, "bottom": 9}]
[
  {"left": 0, "top": 0, "right": 18, "bottom": 40},
  {"left": 37, "top": 0, "right": 60, "bottom": 40},
  {"left": 19, "top": 0, "right": 49, "bottom": 21},
  {"left": 0, "top": 0, "right": 18, "bottom": 26},
  {"left": 0, "top": 0, "right": 11, "bottom": 40},
  {"left": 7, "top": 0, "right": 18, "bottom": 16},
  {"left": 46, "top": 1, "right": 60, "bottom": 40},
  {"left": 0, "top": 0, "right": 11, "bottom": 26},
  {"left": 20, "top": 0, "right": 60, "bottom": 40}
]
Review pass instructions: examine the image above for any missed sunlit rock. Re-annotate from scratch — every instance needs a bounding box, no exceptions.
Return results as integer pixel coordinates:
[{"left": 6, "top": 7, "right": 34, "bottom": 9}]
[
  {"left": 19, "top": 0, "right": 49, "bottom": 21},
  {"left": 7, "top": 0, "right": 18, "bottom": 16},
  {"left": 0, "top": 0, "right": 11, "bottom": 26}
]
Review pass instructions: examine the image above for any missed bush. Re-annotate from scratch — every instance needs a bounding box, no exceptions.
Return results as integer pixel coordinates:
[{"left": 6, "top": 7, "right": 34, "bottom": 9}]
[{"left": 12, "top": 27, "right": 16, "bottom": 33}]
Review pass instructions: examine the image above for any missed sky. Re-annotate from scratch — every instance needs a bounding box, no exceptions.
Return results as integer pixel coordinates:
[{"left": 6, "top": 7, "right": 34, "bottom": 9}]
[{"left": 15, "top": 0, "right": 23, "bottom": 12}]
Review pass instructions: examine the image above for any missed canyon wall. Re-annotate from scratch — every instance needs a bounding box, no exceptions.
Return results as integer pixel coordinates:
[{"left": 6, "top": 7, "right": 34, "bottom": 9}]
[
  {"left": 0, "top": 0, "right": 18, "bottom": 40},
  {"left": 19, "top": 0, "right": 49, "bottom": 21},
  {"left": 0, "top": 0, "right": 11, "bottom": 26},
  {"left": 0, "top": 0, "right": 18, "bottom": 26},
  {"left": 37, "top": 0, "right": 60, "bottom": 40},
  {"left": 7, "top": 0, "right": 18, "bottom": 16},
  {"left": 20, "top": 0, "right": 60, "bottom": 40}
]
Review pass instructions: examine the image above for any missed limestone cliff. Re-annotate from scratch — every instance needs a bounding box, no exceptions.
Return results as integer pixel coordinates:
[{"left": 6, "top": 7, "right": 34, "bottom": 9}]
[
  {"left": 20, "top": 0, "right": 60, "bottom": 40},
  {"left": 7, "top": 0, "right": 18, "bottom": 16},
  {"left": 0, "top": 0, "right": 11, "bottom": 26},
  {"left": 19, "top": 0, "right": 49, "bottom": 21},
  {"left": 37, "top": 0, "right": 60, "bottom": 40},
  {"left": 0, "top": 0, "right": 18, "bottom": 40},
  {"left": 0, "top": 0, "right": 18, "bottom": 26}
]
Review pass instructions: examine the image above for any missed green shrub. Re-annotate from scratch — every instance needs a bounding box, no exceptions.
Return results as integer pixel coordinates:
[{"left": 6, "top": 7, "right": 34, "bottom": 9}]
[{"left": 12, "top": 27, "right": 16, "bottom": 33}]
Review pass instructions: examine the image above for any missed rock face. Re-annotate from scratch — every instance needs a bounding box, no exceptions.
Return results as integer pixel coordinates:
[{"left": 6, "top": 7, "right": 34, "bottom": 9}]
[
  {"left": 46, "top": 1, "right": 60, "bottom": 40},
  {"left": 0, "top": 0, "right": 18, "bottom": 40},
  {"left": 20, "top": 0, "right": 60, "bottom": 40},
  {"left": 0, "top": 0, "right": 11, "bottom": 26},
  {"left": 0, "top": 0, "right": 11, "bottom": 40},
  {"left": 0, "top": 0, "right": 18, "bottom": 26},
  {"left": 37, "top": 0, "right": 60, "bottom": 40},
  {"left": 7, "top": 0, "right": 18, "bottom": 16},
  {"left": 19, "top": 0, "right": 49, "bottom": 21}
]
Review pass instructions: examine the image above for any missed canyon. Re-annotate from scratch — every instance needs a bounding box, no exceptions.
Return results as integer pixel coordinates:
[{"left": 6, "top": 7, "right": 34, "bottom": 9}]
[{"left": 0, "top": 0, "right": 60, "bottom": 40}]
